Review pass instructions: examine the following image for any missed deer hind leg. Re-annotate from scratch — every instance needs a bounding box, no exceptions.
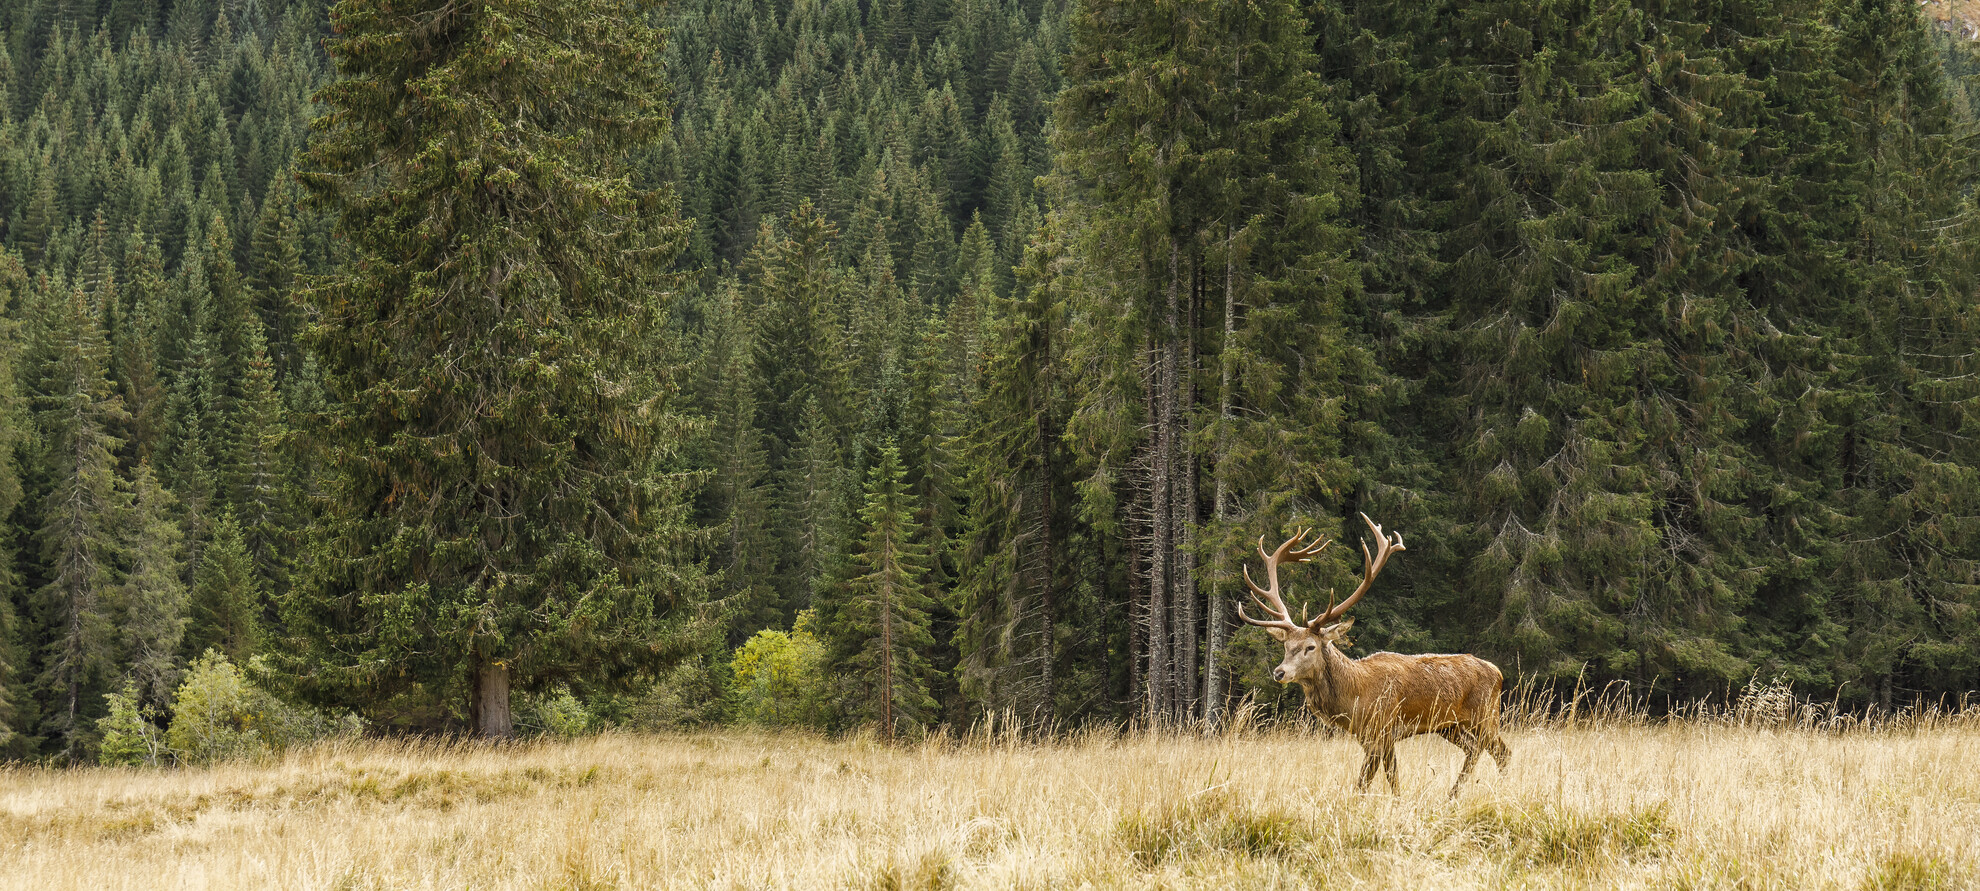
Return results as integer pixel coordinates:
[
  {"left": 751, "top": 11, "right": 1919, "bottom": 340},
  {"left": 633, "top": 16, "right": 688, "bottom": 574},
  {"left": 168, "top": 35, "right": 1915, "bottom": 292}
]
[
  {"left": 1381, "top": 744, "right": 1401, "bottom": 793},
  {"left": 1442, "top": 727, "right": 1483, "bottom": 796}
]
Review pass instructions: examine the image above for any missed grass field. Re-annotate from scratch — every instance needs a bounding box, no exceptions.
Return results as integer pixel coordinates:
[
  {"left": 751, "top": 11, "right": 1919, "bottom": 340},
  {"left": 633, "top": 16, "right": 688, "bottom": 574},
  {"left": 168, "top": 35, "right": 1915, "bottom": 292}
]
[{"left": 4, "top": 712, "right": 1977, "bottom": 890}]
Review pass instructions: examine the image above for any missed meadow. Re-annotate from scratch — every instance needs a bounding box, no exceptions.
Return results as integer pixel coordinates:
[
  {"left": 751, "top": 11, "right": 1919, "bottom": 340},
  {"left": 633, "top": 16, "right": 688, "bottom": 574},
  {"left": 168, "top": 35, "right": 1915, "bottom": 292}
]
[{"left": 3, "top": 705, "right": 1977, "bottom": 890}]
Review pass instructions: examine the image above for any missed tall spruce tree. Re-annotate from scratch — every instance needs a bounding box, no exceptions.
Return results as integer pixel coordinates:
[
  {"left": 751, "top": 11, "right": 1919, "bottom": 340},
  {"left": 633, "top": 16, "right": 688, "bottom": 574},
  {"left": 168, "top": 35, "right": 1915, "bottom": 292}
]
[
  {"left": 1805, "top": 0, "right": 1980, "bottom": 703},
  {"left": 821, "top": 442, "right": 937, "bottom": 741},
  {"left": 750, "top": 203, "right": 853, "bottom": 612},
  {"left": 0, "top": 251, "right": 28, "bottom": 755},
  {"left": 31, "top": 280, "right": 130, "bottom": 761},
  {"left": 957, "top": 211, "right": 1072, "bottom": 724},
  {"left": 702, "top": 284, "right": 779, "bottom": 638},
  {"left": 222, "top": 326, "right": 296, "bottom": 596},
  {"left": 293, "top": 0, "right": 707, "bottom": 736}
]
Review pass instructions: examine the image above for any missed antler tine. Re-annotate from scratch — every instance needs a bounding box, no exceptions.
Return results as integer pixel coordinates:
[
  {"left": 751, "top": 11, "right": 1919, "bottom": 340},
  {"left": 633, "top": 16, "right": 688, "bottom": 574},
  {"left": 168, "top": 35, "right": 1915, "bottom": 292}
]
[
  {"left": 1285, "top": 527, "right": 1330, "bottom": 562},
  {"left": 1237, "top": 602, "right": 1295, "bottom": 631},
  {"left": 1240, "top": 561, "right": 1298, "bottom": 632},
  {"left": 1310, "top": 513, "right": 1407, "bottom": 629},
  {"left": 1239, "top": 528, "right": 1332, "bottom": 633}
]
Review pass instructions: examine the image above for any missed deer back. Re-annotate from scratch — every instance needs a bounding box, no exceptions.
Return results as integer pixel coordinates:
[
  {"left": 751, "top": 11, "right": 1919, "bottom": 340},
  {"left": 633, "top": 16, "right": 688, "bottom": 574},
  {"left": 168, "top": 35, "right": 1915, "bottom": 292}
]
[{"left": 1317, "top": 651, "right": 1504, "bottom": 739}]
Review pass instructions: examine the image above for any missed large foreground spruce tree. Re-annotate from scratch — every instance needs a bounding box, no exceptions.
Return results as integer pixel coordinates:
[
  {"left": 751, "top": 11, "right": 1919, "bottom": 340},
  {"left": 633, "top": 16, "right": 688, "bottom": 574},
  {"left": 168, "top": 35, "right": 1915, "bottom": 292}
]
[{"left": 292, "top": 0, "right": 705, "bottom": 736}]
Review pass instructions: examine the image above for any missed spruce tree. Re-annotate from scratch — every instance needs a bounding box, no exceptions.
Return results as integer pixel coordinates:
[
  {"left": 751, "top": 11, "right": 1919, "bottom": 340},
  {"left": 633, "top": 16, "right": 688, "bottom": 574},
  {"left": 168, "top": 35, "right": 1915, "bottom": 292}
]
[
  {"left": 752, "top": 201, "right": 850, "bottom": 469},
  {"left": 183, "top": 512, "right": 261, "bottom": 663},
  {"left": 295, "top": 0, "right": 707, "bottom": 736},
  {"left": 957, "top": 214, "right": 1071, "bottom": 724},
  {"left": 31, "top": 280, "right": 129, "bottom": 761},
  {"left": 246, "top": 171, "right": 304, "bottom": 375},
  {"left": 822, "top": 443, "right": 937, "bottom": 741},
  {"left": 117, "top": 460, "right": 187, "bottom": 707},
  {"left": 223, "top": 326, "right": 295, "bottom": 595},
  {"left": 0, "top": 252, "right": 28, "bottom": 755},
  {"left": 785, "top": 396, "right": 850, "bottom": 610},
  {"left": 703, "top": 286, "right": 779, "bottom": 637},
  {"left": 114, "top": 230, "right": 167, "bottom": 463}
]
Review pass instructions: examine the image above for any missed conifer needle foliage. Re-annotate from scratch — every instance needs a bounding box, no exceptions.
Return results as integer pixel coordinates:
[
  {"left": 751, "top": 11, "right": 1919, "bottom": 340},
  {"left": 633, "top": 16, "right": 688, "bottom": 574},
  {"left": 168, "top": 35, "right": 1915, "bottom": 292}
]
[
  {"left": 3, "top": 0, "right": 1980, "bottom": 755},
  {"left": 291, "top": 0, "right": 707, "bottom": 736}
]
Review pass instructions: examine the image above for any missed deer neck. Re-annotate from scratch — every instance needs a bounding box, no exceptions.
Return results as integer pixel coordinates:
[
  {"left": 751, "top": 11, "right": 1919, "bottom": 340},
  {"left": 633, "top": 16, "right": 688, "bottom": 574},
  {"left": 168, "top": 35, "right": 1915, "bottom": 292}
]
[{"left": 1301, "top": 641, "right": 1364, "bottom": 721}]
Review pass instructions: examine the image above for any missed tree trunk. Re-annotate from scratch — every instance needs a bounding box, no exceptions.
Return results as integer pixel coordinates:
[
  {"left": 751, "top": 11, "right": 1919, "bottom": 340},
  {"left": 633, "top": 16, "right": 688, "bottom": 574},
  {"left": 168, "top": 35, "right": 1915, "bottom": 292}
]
[
  {"left": 471, "top": 658, "right": 513, "bottom": 738},
  {"left": 882, "top": 577, "right": 895, "bottom": 742},
  {"left": 1176, "top": 255, "right": 1199, "bottom": 721},
  {"left": 1207, "top": 228, "right": 1238, "bottom": 723},
  {"left": 1146, "top": 330, "right": 1172, "bottom": 725},
  {"left": 1035, "top": 402, "right": 1057, "bottom": 721}
]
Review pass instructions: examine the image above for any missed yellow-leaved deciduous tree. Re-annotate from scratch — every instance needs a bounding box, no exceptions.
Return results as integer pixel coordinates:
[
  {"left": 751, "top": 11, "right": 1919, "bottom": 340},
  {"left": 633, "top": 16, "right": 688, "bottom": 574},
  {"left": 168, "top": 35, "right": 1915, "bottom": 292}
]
[{"left": 729, "top": 611, "right": 828, "bottom": 728}]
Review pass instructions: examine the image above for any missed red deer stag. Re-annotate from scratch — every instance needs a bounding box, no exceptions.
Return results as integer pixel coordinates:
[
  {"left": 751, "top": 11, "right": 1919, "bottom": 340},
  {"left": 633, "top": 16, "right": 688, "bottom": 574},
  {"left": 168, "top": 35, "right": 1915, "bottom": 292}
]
[{"left": 1240, "top": 514, "right": 1510, "bottom": 796}]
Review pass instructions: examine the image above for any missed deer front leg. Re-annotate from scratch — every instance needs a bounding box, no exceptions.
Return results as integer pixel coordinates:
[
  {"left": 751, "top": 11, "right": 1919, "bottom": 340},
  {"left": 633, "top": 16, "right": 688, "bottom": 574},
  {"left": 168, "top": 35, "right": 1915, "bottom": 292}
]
[
  {"left": 1382, "top": 745, "right": 1401, "bottom": 793},
  {"left": 1356, "top": 743, "right": 1383, "bottom": 791}
]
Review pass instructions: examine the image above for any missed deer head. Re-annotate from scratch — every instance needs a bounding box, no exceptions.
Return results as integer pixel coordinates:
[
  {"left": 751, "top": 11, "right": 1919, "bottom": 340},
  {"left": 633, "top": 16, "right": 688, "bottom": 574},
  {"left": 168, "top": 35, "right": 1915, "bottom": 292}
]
[{"left": 1239, "top": 513, "right": 1405, "bottom": 684}]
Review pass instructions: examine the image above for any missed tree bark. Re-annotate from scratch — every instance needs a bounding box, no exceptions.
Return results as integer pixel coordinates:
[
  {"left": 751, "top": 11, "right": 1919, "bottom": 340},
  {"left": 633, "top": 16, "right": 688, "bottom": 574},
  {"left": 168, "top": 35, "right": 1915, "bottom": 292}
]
[
  {"left": 1176, "top": 255, "right": 1199, "bottom": 721},
  {"left": 1207, "top": 226, "right": 1237, "bottom": 723},
  {"left": 1035, "top": 399, "right": 1057, "bottom": 721},
  {"left": 471, "top": 658, "right": 513, "bottom": 738},
  {"left": 1146, "top": 331, "right": 1172, "bottom": 725},
  {"left": 882, "top": 576, "right": 895, "bottom": 742}
]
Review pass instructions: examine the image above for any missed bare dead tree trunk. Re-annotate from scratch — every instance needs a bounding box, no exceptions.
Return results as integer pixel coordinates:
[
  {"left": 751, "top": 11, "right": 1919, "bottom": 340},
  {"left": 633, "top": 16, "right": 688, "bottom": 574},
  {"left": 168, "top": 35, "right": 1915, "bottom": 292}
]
[
  {"left": 1147, "top": 326, "right": 1172, "bottom": 726},
  {"left": 1127, "top": 439, "right": 1149, "bottom": 720},
  {"left": 1035, "top": 401, "right": 1057, "bottom": 722},
  {"left": 1206, "top": 225, "right": 1238, "bottom": 723},
  {"left": 1176, "top": 254, "right": 1200, "bottom": 721}
]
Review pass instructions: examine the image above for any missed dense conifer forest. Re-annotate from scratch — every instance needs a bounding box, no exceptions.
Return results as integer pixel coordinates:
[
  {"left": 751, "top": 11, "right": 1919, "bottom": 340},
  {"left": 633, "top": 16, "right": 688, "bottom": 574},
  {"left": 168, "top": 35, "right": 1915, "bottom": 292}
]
[{"left": 2, "top": 0, "right": 1979, "bottom": 760}]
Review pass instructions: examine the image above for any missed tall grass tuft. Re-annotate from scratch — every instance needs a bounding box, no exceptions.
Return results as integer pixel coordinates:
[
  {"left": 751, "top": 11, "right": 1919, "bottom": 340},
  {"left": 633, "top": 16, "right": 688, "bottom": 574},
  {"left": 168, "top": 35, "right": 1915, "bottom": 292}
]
[{"left": 1116, "top": 790, "right": 1311, "bottom": 866}]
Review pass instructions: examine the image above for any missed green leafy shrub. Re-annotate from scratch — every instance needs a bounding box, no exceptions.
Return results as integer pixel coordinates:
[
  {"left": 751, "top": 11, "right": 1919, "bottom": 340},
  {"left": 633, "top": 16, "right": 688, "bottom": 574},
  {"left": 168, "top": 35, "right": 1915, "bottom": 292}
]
[
  {"left": 729, "top": 611, "right": 829, "bottom": 729},
  {"left": 517, "top": 686, "right": 592, "bottom": 739},
  {"left": 166, "top": 651, "right": 361, "bottom": 765}
]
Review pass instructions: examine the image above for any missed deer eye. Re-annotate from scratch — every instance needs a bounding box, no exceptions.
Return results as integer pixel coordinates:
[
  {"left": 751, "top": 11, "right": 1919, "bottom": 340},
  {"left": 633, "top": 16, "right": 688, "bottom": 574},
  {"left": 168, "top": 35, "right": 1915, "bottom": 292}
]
[{"left": 1306, "top": 644, "right": 1316, "bottom": 653}]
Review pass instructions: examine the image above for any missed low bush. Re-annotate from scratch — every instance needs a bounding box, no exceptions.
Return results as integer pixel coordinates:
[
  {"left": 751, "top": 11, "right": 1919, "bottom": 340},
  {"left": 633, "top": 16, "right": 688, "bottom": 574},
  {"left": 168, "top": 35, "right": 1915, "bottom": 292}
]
[
  {"left": 162, "top": 650, "right": 361, "bottom": 765},
  {"left": 517, "top": 686, "right": 592, "bottom": 739},
  {"left": 612, "top": 656, "right": 729, "bottom": 730}
]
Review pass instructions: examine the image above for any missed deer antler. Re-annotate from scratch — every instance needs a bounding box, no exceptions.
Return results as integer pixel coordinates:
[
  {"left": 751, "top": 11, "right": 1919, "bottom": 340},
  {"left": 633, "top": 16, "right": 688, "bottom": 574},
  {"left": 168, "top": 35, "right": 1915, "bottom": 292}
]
[
  {"left": 1309, "top": 513, "right": 1405, "bottom": 629},
  {"left": 1237, "top": 529, "right": 1330, "bottom": 633}
]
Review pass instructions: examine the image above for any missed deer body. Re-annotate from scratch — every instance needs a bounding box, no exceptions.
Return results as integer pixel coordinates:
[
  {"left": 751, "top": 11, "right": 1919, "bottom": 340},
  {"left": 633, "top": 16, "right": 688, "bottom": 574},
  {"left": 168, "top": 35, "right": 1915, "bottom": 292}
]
[
  {"left": 1285, "top": 633, "right": 1509, "bottom": 794},
  {"left": 1242, "top": 516, "right": 1511, "bottom": 795}
]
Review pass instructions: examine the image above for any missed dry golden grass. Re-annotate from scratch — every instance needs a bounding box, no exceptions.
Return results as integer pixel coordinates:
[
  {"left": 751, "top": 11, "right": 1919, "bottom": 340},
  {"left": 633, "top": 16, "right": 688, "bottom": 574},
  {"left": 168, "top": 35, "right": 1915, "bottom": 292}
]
[{"left": 3, "top": 717, "right": 1977, "bottom": 890}]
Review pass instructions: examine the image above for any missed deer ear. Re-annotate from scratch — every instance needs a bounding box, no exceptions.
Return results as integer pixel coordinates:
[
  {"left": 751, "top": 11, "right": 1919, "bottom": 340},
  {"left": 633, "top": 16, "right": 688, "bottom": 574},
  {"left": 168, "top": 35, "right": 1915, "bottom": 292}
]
[
  {"left": 1314, "top": 617, "right": 1353, "bottom": 638},
  {"left": 1266, "top": 626, "right": 1288, "bottom": 642}
]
